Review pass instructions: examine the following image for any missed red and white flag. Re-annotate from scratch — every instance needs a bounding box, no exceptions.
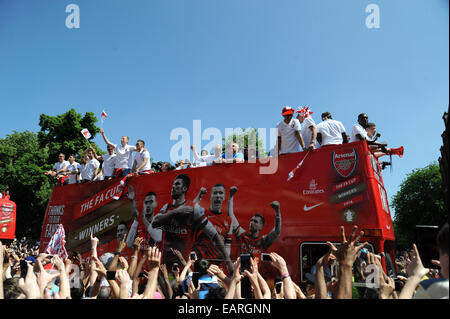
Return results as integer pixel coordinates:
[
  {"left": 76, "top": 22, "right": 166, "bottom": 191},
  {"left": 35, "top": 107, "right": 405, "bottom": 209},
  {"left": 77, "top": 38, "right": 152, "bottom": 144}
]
[
  {"left": 81, "top": 128, "right": 91, "bottom": 140},
  {"left": 45, "top": 224, "right": 68, "bottom": 260},
  {"left": 101, "top": 110, "right": 108, "bottom": 127},
  {"left": 287, "top": 151, "right": 310, "bottom": 181}
]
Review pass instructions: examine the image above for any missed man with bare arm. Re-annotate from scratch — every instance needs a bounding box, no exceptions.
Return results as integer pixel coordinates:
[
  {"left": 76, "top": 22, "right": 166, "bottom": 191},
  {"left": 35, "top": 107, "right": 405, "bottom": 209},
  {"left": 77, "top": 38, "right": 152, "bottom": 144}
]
[
  {"left": 228, "top": 186, "right": 282, "bottom": 256},
  {"left": 191, "top": 183, "right": 235, "bottom": 273},
  {"left": 126, "top": 185, "right": 162, "bottom": 250},
  {"left": 151, "top": 174, "right": 231, "bottom": 271},
  {"left": 99, "top": 128, "right": 140, "bottom": 177}
]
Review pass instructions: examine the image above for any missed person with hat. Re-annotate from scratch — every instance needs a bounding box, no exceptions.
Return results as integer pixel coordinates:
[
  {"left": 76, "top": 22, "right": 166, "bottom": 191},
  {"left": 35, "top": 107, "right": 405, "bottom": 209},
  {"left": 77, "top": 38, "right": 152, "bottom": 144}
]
[
  {"left": 296, "top": 106, "right": 318, "bottom": 151},
  {"left": 275, "top": 106, "right": 305, "bottom": 156}
]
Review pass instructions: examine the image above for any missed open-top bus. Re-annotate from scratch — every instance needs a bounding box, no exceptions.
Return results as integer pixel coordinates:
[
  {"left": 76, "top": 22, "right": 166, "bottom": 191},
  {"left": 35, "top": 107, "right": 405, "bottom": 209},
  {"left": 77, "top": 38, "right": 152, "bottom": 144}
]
[{"left": 39, "top": 140, "right": 397, "bottom": 286}]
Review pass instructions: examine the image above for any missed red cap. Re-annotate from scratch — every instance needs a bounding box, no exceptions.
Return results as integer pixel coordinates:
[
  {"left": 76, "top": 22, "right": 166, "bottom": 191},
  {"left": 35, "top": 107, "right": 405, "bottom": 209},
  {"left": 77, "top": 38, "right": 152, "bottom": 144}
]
[{"left": 281, "top": 106, "right": 294, "bottom": 116}]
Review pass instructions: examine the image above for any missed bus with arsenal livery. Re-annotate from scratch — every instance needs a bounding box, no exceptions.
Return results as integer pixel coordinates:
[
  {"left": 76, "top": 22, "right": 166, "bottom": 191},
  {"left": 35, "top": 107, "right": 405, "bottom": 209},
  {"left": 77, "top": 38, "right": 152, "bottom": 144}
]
[{"left": 39, "top": 140, "right": 398, "bottom": 287}]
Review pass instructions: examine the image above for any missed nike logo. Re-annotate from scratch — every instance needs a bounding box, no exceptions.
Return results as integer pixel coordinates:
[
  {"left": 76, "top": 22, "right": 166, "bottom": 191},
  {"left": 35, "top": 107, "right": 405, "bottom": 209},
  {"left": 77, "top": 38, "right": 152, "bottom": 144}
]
[{"left": 303, "top": 202, "right": 323, "bottom": 212}]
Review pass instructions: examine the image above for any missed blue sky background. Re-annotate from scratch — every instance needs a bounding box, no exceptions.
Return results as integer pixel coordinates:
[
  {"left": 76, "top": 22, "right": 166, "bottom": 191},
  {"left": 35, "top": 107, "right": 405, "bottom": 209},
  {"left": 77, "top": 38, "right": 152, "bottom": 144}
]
[{"left": 0, "top": 0, "right": 448, "bottom": 215}]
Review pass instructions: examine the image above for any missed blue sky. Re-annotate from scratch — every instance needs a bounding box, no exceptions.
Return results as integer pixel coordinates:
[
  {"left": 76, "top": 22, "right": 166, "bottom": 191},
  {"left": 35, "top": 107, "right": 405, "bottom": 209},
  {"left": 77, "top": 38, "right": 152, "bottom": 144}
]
[{"left": 0, "top": 0, "right": 448, "bottom": 214}]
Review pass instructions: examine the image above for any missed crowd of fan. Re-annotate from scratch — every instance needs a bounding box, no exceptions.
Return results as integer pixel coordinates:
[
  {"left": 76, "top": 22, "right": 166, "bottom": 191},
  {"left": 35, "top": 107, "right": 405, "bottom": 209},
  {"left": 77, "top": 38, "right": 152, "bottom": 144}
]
[{"left": 1, "top": 224, "right": 447, "bottom": 299}]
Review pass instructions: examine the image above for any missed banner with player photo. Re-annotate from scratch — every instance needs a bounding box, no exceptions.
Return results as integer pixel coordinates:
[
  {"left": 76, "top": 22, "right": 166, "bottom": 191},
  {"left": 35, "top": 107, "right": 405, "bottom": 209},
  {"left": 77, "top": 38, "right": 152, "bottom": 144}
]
[{"left": 39, "top": 140, "right": 395, "bottom": 283}]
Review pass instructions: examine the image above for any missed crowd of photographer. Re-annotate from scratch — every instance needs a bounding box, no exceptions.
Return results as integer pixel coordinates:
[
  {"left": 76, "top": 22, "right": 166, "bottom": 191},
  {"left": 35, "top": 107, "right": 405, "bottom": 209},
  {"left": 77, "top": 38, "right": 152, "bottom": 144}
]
[{"left": 2, "top": 224, "right": 447, "bottom": 299}]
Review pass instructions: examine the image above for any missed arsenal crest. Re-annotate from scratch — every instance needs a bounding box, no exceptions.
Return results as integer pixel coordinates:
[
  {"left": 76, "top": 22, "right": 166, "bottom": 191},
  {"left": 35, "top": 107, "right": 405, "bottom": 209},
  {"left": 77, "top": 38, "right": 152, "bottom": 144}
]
[{"left": 332, "top": 148, "right": 358, "bottom": 178}]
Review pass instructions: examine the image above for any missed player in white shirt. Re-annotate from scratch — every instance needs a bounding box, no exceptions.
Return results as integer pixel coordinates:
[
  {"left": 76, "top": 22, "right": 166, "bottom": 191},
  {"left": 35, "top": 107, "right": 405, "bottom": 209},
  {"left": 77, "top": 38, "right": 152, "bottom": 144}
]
[
  {"left": 275, "top": 106, "right": 305, "bottom": 155},
  {"left": 64, "top": 154, "right": 81, "bottom": 184},
  {"left": 350, "top": 113, "right": 370, "bottom": 143},
  {"left": 133, "top": 139, "right": 152, "bottom": 174},
  {"left": 316, "top": 112, "right": 349, "bottom": 147},
  {"left": 78, "top": 154, "right": 88, "bottom": 181},
  {"left": 100, "top": 128, "right": 139, "bottom": 176},
  {"left": 91, "top": 144, "right": 116, "bottom": 181},
  {"left": 45, "top": 153, "right": 69, "bottom": 178},
  {"left": 82, "top": 149, "right": 100, "bottom": 182},
  {"left": 296, "top": 106, "right": 318, "bottom": 151}
]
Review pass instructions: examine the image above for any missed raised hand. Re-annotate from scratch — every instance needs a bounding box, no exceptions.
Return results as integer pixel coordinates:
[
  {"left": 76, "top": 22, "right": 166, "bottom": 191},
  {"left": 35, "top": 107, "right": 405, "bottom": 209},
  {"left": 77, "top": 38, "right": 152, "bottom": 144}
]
[
  {"left": 118, "top": 232, "right": 128, "bottom": 253},
  {"left": 406, "top": 244, "right": 429, "bottom": 279},
  {"left": 270, "top": 201, "right": 280, "bottom": 212},
  {"left": 229, "top": 186, "right": 238, "bottom": 197},
  {"left": 90, "top": 234, "right": 99, "bottom": 249},
  {"left": 147, "top": 246, "right": 161, "bottom": 270},
  {"left": 133, "top": 237, "right": 144, "bottom": 251},
  {"left": 317, "top": 243, "right": 336, "bottom": 268},
  {"left": 328, "top": 226, "right": 368, "bottom": 267},
  {"left": 36, "top": 259, "right": 60, "bottom": 297},
  {"left": 18, "top": 262, "right": 40, "bottom": 299},
  {"left": 269, "top": 252, "right": 288, "bottom": 274}
]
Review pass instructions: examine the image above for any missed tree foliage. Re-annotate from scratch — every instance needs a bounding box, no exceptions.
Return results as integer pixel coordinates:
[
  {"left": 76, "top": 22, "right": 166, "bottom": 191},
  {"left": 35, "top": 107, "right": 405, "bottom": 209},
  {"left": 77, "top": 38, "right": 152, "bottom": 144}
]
[
  {"left": 0, "top": 109, "right": 103, "bottom": 239},
  {"left": 391, "top": 162, "right": 447, "bottom": 249},
  {"left": 38, "top": 108, "right": 103, "bottom": 164},
  {"left": 222, "top": 127, "right": 268, "bottom": 157},
  {"left": 0, "top": 131, "right": 53, "bottom": 238}
]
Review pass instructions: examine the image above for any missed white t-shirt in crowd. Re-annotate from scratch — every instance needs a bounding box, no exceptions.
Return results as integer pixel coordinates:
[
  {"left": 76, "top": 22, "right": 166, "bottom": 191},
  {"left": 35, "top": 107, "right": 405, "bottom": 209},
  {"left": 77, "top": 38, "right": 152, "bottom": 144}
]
[
  {"left": 84, "top": 158, "right": 100, "bottom": 181},
  {"left": 102, "top": 153, "right": 116, "bottom": 177},
  {"left": 276, "top": 118, "right": 302, "bottom": 154},
  {"left": 113, "top": 144, "right": 136, "bottom": 169},
  {"left": 194, "top": 153, "right": 221, "bottom": 166},
  {"left": 301, "top": 116, "right": 317, "bottom": 147},
  {"left": 350, "top": 124, "right": 368, "bottom": 143},
  {"left": 53, "top": 161, "right": 69, "bottom": 173},
  {"left": 316, "top": 119, "right": 346, "bottom": 146},
  {"left": 134, "top": 149, "right": 151, "bottom": 172},
  {"left": 66, "top": 162, "right": 81, "bottom": 184}
]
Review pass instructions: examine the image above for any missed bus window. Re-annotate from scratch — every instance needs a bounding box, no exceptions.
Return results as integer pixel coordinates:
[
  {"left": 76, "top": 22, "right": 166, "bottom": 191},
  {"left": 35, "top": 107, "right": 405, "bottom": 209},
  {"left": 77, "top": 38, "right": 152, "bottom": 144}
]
[{"left": 299, "top": 242, "right": 340, "bottom": 282}]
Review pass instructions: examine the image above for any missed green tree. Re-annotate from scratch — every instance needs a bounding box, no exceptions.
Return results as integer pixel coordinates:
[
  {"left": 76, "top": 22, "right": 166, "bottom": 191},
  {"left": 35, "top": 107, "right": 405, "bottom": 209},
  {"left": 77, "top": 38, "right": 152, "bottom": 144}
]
[
  {"left": 222, "top": 127, "right": 268, "bottom": 158},
  {"left": 0, "top": 131, "right": 53, "bottom": 238},
  {"left": 38, "top": 108, "right": 103, "bottom": 164},
  {"left": 391, "top": 162, "right": 447, "bottom": 249}
]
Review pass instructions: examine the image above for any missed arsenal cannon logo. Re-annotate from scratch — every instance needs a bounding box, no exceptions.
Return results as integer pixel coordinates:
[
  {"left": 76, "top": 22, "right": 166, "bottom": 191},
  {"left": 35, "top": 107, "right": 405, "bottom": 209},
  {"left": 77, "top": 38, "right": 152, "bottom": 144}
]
[{"left": 332, "top": 148, "right": 358, "bottom": 178}]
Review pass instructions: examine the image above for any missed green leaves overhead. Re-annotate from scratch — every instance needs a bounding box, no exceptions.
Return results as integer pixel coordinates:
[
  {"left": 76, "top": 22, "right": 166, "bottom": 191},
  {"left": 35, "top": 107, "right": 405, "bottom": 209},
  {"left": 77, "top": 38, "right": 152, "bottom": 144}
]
[
  {"left": 38, "top": 108, "right": 102, "bottom": 161},
  {"left": 0, "top": 109, "right": 103, "bottom": 238}
]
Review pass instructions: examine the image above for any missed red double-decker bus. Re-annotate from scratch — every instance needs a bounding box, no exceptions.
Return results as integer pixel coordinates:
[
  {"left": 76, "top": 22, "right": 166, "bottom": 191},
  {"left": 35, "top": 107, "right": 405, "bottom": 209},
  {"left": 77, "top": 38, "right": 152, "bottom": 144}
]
[
  {"left": 0, "top": 197, "right": 16, "bottom": 240},
  {"left": 39, "top": 140, "right": 397, "bottom": 286}
]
